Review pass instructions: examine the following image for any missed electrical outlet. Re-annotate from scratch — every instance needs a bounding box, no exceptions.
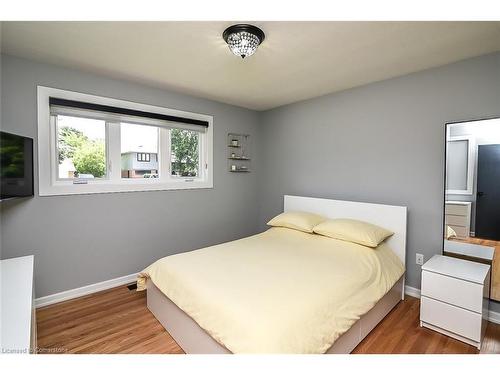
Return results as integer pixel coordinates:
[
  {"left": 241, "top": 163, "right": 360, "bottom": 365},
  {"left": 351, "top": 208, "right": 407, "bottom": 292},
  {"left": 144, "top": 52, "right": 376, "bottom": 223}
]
[{"left": 416, "top": 253, "right": 424, "bottom": 266}]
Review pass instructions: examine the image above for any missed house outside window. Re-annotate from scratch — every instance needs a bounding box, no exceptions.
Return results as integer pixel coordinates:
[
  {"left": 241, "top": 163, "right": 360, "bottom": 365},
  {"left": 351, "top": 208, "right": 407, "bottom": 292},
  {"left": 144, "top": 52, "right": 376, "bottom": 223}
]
[{"left": 122, "top": 152, "right": 158, "bottom": 178}]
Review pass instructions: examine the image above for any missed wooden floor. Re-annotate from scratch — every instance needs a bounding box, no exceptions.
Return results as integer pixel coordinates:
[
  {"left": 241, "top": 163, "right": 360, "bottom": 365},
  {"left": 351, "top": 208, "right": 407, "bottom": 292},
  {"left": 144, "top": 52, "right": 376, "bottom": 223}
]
[
  {"left": 450, "top": 237, "right": 500, "bottom": 301},
  {"left": 36, "top": 285, "right": 500, "bottom": 354},
  {"left": 36, "top": 285, "right": 184, "bottom": 354}
]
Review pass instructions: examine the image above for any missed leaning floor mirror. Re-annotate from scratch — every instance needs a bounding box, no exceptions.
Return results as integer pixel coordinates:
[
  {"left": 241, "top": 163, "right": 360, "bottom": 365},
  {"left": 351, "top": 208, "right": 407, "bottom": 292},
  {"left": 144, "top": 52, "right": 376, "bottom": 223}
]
[{"left": 444, "top": 117, "right": 500, "bottom": 302}]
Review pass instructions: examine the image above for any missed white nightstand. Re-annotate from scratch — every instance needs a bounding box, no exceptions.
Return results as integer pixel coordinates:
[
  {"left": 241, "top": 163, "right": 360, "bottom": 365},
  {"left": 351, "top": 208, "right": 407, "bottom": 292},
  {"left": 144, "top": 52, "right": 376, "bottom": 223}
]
[{"left": 420, "top": 255, "right": 490, "bottom": 349}]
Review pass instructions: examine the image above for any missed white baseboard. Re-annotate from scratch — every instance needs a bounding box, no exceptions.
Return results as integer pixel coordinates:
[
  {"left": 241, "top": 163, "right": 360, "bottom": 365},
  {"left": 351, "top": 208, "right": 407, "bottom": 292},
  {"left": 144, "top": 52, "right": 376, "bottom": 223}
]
[
  {"left": 489, "top": 310, "right": 500, "bottom": 324},
  {"left": 35, "top": 272, "right": 137, "bottom": 308},
  {"left": 404, "top": 285, "right": 421, "bottom": 299},
  {"left": 404, "top": 284, "right": 500, "bottom": 324}
]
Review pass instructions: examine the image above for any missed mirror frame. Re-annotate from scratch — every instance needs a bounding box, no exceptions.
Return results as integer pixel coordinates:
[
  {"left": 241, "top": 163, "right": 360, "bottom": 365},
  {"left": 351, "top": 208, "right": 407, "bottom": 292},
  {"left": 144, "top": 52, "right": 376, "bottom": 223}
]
[
  {"left": 443, "top": 115, "right": 500, "bottom": 249},
  {"left": 442, "top": 116, "right": 500, "bottom": 301}
]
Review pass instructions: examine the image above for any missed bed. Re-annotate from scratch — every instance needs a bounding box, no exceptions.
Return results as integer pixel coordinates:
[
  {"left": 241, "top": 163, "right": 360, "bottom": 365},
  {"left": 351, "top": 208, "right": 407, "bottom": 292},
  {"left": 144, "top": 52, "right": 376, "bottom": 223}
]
[{"left": 138, "top": 195, "right": 407, "bottom": 354}]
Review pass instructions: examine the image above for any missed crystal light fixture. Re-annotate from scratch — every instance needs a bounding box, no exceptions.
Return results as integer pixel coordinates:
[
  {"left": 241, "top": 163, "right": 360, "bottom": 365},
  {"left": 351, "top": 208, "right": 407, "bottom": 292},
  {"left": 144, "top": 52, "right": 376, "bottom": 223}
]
[{"left": 222, "top": 24, "right": 265, "bottom": 59}]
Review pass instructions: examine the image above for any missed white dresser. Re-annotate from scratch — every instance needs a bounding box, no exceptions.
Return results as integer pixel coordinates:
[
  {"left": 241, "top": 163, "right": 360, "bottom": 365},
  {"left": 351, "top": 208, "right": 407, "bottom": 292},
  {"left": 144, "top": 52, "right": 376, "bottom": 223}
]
[
  {"left": 445, "top": 201, "right": 472, "bottom": 239},
  {"left": 420, "top": 255, "right": 490, "bottom": 349},
  {"left": 1, "top": 255, "right": 37, "bottom": 354}
]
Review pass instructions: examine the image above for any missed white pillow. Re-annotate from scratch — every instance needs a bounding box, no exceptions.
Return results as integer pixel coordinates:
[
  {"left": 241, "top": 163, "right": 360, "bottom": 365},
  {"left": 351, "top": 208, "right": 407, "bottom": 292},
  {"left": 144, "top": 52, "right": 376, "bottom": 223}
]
[
  {"left": 267, "top": 211, "right": 326, "bottom": 233},
  {"left": 313, "top": 218, "right": 393, "bottom": 247}
]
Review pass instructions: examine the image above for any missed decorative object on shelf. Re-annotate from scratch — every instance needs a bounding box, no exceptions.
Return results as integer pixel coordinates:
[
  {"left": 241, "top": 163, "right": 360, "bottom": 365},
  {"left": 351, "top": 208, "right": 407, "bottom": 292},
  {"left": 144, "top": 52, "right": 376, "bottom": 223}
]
[
  {"left": 228, "top": 133, "right": 251, "bottom": 173},
  {"left": 222, "top": 24, "right": 265, "bottom": 59}
]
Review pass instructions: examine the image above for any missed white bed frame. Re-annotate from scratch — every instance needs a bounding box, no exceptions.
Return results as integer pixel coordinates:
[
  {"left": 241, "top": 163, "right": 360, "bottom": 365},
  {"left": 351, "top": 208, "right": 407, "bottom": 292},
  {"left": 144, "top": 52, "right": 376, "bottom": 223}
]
[{"left": 147, "top": 195, "right": 407, "bottom": 354}]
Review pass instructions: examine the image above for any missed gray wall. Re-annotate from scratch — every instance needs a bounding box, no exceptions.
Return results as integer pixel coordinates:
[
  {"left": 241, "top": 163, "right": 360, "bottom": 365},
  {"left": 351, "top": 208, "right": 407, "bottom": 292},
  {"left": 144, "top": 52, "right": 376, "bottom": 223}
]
[
  {"left": 0, "top": 54, "right": 262, "bottom": 297},
  {"left": 257, "top": 52, "right": 500, "bottom": 302}
]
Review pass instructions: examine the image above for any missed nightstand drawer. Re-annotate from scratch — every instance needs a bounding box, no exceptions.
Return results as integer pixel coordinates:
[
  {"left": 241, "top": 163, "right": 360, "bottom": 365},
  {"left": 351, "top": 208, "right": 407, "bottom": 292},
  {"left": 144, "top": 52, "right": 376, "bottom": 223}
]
[
  {"left": 421, "top": 270, "right": 483, "bottom": 313},
  {"left": 420, "top": 296, "right": 481, "bottom": 342}
]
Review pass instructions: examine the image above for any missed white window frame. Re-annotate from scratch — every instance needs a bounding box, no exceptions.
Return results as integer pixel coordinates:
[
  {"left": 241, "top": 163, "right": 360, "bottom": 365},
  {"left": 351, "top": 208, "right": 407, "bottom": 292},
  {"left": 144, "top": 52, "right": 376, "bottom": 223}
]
[{"left": 37, "top": 86, "right": 213, "bottom": 196}]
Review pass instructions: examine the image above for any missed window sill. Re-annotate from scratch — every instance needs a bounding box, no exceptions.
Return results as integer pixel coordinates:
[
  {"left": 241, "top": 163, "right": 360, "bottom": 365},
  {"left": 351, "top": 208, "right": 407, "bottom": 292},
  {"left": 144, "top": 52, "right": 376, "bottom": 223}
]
[{"left": 38, "top": 180, "right": 213, "bottom": 197}]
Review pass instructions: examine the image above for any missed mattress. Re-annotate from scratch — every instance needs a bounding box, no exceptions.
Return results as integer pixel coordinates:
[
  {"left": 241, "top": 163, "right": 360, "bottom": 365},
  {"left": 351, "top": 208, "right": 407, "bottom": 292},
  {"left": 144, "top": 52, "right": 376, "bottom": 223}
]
[{"left": 137, "top": 227, "right": 404, "bottom": 354}]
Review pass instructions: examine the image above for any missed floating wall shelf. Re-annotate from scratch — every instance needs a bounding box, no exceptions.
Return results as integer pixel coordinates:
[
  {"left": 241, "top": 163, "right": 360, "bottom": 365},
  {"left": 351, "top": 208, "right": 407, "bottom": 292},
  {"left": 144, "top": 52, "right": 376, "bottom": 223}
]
[{"left": 227, "top": 133, "right": 251, "bottom": 173}]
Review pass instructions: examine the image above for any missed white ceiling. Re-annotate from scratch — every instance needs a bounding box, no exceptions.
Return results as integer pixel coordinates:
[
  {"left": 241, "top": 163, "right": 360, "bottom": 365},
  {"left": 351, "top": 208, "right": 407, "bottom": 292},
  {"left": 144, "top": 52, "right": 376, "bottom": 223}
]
[{"left": 2, "top": 22, "right": 500, "bottom": 111}]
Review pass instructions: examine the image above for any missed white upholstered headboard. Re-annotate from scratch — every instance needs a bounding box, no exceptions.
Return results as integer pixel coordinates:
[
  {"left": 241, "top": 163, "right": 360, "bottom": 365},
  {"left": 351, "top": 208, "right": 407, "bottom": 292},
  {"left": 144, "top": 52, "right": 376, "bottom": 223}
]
[{"left": 284, "top": 195, "right": 407, "bottom": 266}]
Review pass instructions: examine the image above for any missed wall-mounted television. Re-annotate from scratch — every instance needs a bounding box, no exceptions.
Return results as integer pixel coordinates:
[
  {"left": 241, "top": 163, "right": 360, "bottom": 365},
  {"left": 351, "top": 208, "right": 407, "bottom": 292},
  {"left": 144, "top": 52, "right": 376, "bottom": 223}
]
[{"left": 0, "top": 131, "right": 34, "bottom": 200}]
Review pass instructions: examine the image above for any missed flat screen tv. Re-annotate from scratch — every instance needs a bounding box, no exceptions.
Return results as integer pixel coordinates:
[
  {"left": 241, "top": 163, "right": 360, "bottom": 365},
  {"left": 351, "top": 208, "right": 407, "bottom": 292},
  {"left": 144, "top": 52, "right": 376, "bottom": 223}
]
[{"left": 0, "top": 131, "right": 34, "bottom": 200}]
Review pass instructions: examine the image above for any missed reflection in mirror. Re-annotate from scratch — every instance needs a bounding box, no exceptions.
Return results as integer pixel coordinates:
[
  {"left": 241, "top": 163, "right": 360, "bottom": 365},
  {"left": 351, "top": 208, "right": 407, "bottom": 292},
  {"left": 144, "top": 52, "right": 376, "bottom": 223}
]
[{"left": 444, "top": 118, "right": 500, "bottom": 302}]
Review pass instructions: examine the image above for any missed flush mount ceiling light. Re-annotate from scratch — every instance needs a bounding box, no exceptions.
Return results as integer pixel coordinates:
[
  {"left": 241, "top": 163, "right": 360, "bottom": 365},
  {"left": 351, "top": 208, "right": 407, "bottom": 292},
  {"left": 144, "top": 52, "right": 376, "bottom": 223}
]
[{"left": 222, "top": 24, "right": 265, "bottom": 59}]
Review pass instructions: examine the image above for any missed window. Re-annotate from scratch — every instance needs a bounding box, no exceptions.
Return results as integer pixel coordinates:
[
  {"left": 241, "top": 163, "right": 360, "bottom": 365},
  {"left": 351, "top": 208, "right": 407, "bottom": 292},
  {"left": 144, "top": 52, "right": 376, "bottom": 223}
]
[
  {"left": 171, "top": 129, "right": 200, "bottom": 177},
  {"left": 56, "top": 115, "right": 107, "bottom": 180},
  {"left": 37, "top": 86, "right": 213, "bottom": 196},
  {"left": 121, "top": 123, "right": 158, "bottom": 179},
  {"left": 137, "top": 153, "right": 151, "bottom": 162}
]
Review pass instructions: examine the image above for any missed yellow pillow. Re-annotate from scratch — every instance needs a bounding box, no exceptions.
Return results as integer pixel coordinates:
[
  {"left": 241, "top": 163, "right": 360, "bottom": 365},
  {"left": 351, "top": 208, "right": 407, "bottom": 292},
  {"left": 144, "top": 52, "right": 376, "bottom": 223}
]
[
  {"left": 267, "top": 211, "right": 326, "bottom": 233},
  {"left": 313, "top": 218, "right": 393, "bottom": 247}
]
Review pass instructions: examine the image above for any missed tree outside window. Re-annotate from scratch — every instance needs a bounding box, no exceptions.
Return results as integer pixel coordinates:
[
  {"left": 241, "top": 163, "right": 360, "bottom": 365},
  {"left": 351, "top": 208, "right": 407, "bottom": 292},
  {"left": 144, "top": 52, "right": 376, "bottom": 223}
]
[
  {"left": 170, "top": 129, "right": 199, "bottom": 177},
  {"left": 57, "top": 117, "right": 106, "bottom": 179}
]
